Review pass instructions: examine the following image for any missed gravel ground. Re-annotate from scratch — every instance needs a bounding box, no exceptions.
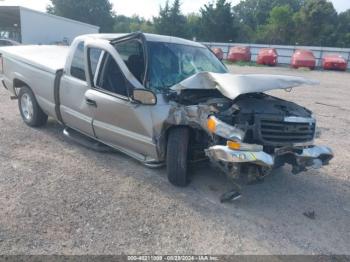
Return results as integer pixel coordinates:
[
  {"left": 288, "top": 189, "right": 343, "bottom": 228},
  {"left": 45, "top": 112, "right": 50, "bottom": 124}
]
[{"left": 0, "top": 65, "right": 349, "bottom": 255}]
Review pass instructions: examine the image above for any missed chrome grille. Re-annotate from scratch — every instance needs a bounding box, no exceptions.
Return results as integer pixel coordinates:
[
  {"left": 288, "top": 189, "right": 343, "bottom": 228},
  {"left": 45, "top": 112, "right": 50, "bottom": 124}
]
[{"left": 258, "top": 118, "right": 315, "bottom": 145}]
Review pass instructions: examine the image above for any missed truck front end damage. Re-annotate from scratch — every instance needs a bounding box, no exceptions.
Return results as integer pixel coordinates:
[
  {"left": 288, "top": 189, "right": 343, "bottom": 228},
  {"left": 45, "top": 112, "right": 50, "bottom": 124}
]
[
  {"left": 166, "top": 72, "right": 333, "bottom": 192},
  {"left": 202, "top": 112, "right": 332, "bottom": 180},
  {"left": 205, "top": 130, "right": 333, "bottom": 176}
]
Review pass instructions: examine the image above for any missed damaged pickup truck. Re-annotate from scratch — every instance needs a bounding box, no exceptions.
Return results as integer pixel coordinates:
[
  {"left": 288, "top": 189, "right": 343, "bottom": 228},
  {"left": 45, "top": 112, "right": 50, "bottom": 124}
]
[{"left": 0, "top": 33, "right": 333, "bottom": 198}]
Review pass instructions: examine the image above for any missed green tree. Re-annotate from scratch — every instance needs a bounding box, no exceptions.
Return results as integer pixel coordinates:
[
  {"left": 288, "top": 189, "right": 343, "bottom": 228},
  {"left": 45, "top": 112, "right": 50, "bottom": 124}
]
[
  {"left": 335, "top": 10, "right": 350, "bottom": 47},
  {"left": 235, "top": 24, "right": 255, "bottom": 43},
  {"left": 153, "top": 0, "right": 188, "bottom": 38},
  {"left": 186, "top": 13, "right": 201, "bottom": 40},
  {"left": 154, "top": 0, "right": 171, "bottom": 34},
  {"left": 234, "top": 0, "right": 304, "bottom": 31},
  {"left": 130, "top": 20, "right": 155, "bottom": 33},
  {"left": 293, "top": 0, "right": 338, "bottom": 46},
  {"left": 113, "top": 15, "right": 133, "bottom": 33},
  {"left": 199, "top": 0, "right": 236, "bottom": 42},
  {"left": 114, "top": 15, "right": 155, "bottom": 33},
  {"left": 47, "top": 0, "right": 115, "bottom": 32},
  {"left": 256, "top": 5, "right": 295, "bottom": 44}
]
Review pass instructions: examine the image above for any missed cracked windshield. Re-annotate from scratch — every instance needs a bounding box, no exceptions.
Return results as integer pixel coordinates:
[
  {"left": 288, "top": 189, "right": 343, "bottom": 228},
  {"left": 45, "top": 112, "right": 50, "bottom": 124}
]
[{"left": 147, "top": 42, "right": 227, "bottom": 91}]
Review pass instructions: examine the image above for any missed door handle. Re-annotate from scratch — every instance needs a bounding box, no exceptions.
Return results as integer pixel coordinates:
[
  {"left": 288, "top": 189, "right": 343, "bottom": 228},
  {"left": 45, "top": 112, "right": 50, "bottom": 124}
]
[{"left": 85, "top": 98, "right": 97, "bottom": 107}]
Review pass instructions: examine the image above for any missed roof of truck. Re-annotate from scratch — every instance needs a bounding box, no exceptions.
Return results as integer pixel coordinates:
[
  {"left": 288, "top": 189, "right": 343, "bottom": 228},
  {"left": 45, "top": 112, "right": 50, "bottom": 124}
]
[{"left": 78, "top": 33, "right": 205, "bottom": 48}]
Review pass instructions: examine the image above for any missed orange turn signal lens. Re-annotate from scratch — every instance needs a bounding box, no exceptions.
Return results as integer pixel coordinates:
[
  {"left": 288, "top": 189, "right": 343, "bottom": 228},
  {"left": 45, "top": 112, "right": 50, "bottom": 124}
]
[
  {"left": 207, "top": 117, "right": 217, "bottom": 133},
  {"left": 227, "top": 140, "right": 241, "bottom": 150}
]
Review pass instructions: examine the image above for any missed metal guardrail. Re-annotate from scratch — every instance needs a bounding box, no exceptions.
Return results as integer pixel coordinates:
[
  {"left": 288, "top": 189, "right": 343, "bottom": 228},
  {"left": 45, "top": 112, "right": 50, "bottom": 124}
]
[{"left": 202, "top": 42, "right": 350, "bottom": 70}]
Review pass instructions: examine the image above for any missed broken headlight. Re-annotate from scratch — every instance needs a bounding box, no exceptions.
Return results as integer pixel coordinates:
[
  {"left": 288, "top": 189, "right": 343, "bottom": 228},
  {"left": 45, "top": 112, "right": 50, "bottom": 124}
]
[{"left": 207, "top": 116, "right": 245, "bottom": 141}]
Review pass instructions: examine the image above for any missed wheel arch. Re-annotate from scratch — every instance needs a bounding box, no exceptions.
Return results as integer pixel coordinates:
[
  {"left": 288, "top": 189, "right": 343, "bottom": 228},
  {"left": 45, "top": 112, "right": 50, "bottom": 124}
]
[
  {"left": 13, "top": 78, "right": 29, "bottom": 88},
  {"left": 158, "top": 123, "right": 199, "bottom": 160},
  {"left": 13, "top": 78, "right": 32, "bottom": 97}
]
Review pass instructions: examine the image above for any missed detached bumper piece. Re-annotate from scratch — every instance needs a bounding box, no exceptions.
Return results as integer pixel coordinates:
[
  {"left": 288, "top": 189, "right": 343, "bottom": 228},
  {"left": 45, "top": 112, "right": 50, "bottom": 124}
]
[{"left": 205, "top": 145, "right": 333, "bottom": 174}]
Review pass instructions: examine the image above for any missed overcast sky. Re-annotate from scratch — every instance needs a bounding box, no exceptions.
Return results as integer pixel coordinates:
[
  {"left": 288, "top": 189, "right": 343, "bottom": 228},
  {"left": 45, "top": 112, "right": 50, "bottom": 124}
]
[{"left": 1, "top": 0, "right": 349, "bottom": 19}]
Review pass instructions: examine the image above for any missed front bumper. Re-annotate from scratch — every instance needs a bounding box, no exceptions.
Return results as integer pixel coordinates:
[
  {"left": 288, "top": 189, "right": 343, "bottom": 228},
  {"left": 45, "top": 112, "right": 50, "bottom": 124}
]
[{"left": 205, "top": 145, "right": 333, "bottom": 173}]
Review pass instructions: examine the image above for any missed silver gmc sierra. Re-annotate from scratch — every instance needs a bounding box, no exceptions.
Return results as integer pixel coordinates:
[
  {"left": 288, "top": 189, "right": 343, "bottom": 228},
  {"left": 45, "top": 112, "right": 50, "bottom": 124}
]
[{"left": 0, "top": 33, "right": 333, "bottom": 200}]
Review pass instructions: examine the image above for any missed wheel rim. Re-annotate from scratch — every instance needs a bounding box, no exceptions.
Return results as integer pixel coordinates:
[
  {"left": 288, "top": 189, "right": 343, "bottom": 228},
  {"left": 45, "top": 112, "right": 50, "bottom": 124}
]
[{"left": 21, "top": 93, "right": 34, "bottom": 121}]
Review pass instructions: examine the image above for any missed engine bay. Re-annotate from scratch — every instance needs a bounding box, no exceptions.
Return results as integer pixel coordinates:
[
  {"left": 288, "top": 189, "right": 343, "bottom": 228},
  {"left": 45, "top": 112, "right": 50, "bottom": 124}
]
[{"left": 168, "top": 90, "right": 316, "bottom": 148}]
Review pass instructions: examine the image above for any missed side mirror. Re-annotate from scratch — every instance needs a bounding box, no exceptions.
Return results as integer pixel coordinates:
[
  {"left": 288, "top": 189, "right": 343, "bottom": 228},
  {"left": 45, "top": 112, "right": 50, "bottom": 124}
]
[{"left": 132, "top": 89, "right": 157, "bottom": 105}]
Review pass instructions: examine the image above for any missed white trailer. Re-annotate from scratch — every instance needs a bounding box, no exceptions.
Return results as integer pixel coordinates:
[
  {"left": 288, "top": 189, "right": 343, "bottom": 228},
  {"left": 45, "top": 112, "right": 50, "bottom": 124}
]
[{"left": 0, "top": 6, "right": 99, "bottom": 45}]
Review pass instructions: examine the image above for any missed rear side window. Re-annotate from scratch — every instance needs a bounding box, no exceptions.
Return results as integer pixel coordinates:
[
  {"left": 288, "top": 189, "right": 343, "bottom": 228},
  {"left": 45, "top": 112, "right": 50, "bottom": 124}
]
[
  {"left": 71, "top": 42, "right": 102, "bottom": 81},
  {"left": 70, "top": 42, "right": 86, "bottom": 81}
]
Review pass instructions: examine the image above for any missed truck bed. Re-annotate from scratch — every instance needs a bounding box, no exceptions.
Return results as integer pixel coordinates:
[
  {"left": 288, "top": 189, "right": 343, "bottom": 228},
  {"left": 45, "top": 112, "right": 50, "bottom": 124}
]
[
  {"left": 0, "top": 45, "right": 69, "bottom": 73},
  {"left": 0, "top": 45, "right": 70, "bottom": 121}
]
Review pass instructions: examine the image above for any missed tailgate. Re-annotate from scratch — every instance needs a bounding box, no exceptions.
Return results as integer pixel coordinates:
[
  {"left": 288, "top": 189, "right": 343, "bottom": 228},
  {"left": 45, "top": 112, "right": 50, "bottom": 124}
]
[{"left": 0, "top": 50, "right": 16, "bottom": 96}]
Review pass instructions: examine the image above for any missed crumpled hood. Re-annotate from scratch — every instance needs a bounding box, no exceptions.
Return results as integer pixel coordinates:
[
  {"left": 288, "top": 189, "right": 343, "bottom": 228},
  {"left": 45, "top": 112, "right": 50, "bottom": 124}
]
[{"left": 171, "top": 72, "right": 318, "bottom": 100}]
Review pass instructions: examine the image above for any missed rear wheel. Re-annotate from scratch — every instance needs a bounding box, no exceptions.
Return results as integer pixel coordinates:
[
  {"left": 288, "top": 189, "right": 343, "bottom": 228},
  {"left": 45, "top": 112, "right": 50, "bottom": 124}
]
[
  {"left": 166, "top": 127, "right": 190, "bottom": 187},
  {"left": 18, "top": 86, "right": 48, "bottom": 127}
]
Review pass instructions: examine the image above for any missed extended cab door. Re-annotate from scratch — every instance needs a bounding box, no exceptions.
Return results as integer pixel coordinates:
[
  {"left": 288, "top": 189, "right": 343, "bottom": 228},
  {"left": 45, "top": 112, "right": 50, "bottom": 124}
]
[
  {"left": 83, "top": 38, "right": 158, "bottom": 162},
  {"left": 59, "top": 41, "right": 102, "bottom": 137}
]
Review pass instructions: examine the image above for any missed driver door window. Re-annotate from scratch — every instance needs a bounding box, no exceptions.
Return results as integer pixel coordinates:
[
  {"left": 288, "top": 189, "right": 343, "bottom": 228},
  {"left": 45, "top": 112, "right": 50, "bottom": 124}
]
[
  {"left": 114, "top": 40, "right": 145, "bottom": 84},
  {"left": 94, "top": 52, "right": 129, "bottom": 97}
]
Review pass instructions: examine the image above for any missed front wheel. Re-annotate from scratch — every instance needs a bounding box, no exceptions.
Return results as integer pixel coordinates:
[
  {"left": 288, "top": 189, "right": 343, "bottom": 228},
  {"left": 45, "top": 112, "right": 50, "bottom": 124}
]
[
  {"left": 166, "top": 127, "right": 190, "bottom": 187},
  {"left": 18, "top": 86, "right": 48, "bottom": 127}
]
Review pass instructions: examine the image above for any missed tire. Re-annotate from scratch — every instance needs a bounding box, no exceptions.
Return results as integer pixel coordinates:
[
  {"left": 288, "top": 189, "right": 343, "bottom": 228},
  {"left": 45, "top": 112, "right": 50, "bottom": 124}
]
[
  {"left": 166, "top": 127, "right": 190, "bottom": 187},
  {"left": 18, "top": 86, "right": 48, "bottom": 127}
]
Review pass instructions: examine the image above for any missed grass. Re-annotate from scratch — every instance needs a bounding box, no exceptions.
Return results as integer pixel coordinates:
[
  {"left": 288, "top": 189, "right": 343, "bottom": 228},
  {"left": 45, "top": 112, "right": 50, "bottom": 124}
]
[{"left": 224, "top": 60, "right": 264, "bottom": 67}]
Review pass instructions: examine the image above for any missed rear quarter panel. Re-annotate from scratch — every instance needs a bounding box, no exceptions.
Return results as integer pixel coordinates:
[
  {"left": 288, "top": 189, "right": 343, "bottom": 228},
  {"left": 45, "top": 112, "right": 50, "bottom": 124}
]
[{"left": 1, "top": 53, "right": 58, "bottom": 119}]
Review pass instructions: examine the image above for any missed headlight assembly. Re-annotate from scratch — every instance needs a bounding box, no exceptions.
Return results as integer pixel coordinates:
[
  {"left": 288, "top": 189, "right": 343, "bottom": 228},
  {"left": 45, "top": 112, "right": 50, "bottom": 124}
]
[{"left": 207, "top": 115, "right": 245, "bottom": 141}]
